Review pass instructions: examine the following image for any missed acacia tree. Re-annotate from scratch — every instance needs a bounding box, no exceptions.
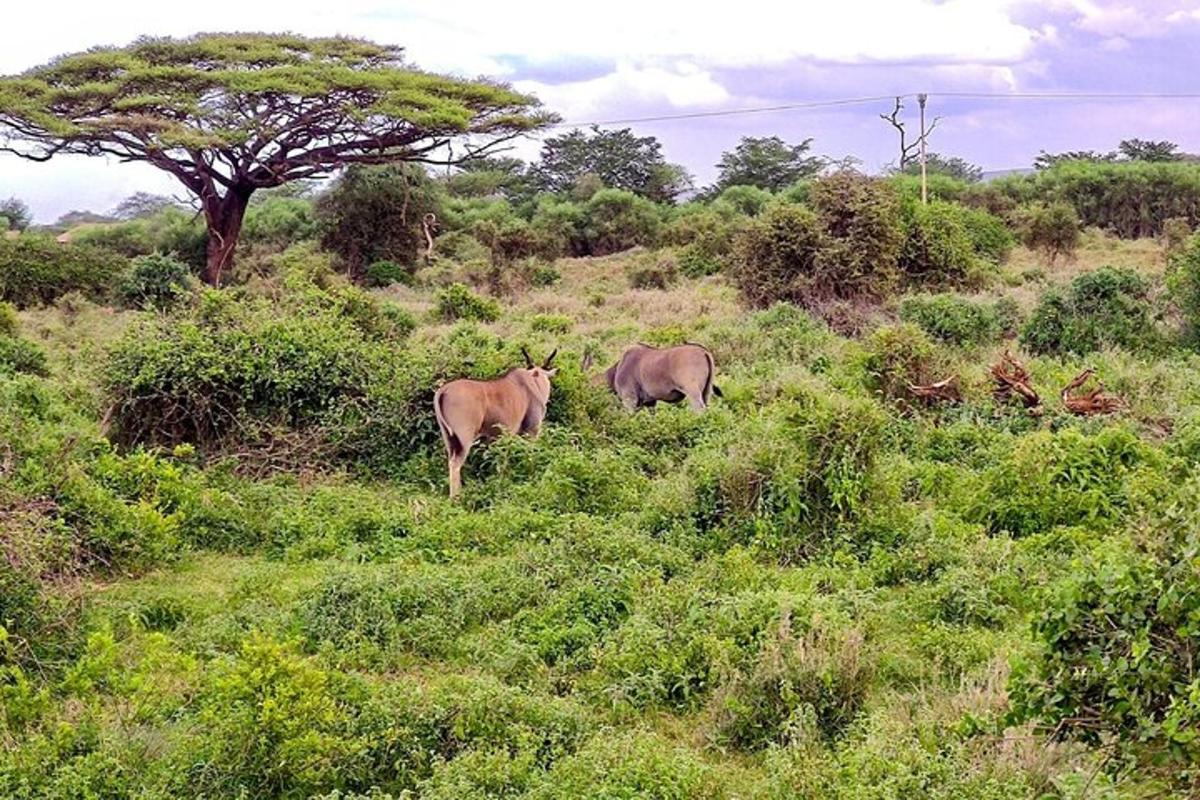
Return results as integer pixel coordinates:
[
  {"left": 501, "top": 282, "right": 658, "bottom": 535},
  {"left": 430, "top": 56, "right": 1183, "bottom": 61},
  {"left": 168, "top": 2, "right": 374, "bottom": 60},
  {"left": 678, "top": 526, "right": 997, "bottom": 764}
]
[{"left": 0, "top": 34, "right": 551, "bottom": 284}]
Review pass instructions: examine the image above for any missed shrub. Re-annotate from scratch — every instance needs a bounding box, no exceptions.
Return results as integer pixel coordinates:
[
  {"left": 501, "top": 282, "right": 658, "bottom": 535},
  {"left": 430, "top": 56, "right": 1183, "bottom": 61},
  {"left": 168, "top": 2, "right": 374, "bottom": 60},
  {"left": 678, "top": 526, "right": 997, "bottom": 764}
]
[
  {"left": 529, "top": 196, "right": 586, "bottom": 259},
  {"left": 1168, "top": 231, "right": 1200, "bottom": 345},
  {"left": 1008, "top": 529, "right": 1200, "bottom": 773},
  {"left": 808, "top": 172, "right": 903, "bottom": 298},
  {"left": 959, "top": 205, "right": 1015, "bottom": 262},
  {"left": 0, "top": 300, "right": 19, "bottom": 336},
  {"left": 364, "top": 259, "right": 412, "bottom": 288},
  {"left": 628, "top": 253, "right": 680, "bottom": 290},
  {"left": 0, "top": 236, "right": 128, "bottom": 307},
  {"left": 706, "top": 615, "right": 868, "bottom": 750},
  {"left": 967, "top": 426, "right": 1162, "bottom": 537},
  {"left": 898, "top": 200, "right": 984, "bottom": 287},
  {"left": 1020, "top": 266, "right": 1153, "bottom": 354},
  {"left": 529, "top": 732, "right": 718, "bottom": 799},
  {"left": 731, "top": 203, "right": 824, "bottom": 308},
  {"left": 104, "top": 289, "right": 388, "bottom": 448},
  {"left": 119, "top": 253, "right": 191, "bottom": 310},
  {"left": 1161, "top": 215, "right": 1192, "bottom": 254},
  {"left": 433, "top": 283, "right": 501, "bottom": 322},
  {"left": 899, "top": 293, "right": 1011, "bottom": 345},
  {"left": 582, "top": 189, "right": 662, "bottom": 255},
  {"left": 70, "top": 207, "right": 207, "bottom": 269},
  {"left": 1015, "top": 201, "right": 1081, "bottom": 261},
  {"left": 241, "top": 194, "right": 318, "bottom": 249},
  {"left": 861, "top": 323, "right": 944, "bottom": 402},
  {"left": 715, "top": 184, "right": 774, "bottom": 216},
  {"left": 0, "top": 335, "right": 49, "bottom": 377},
  {"left": 530, "top": 265, "right": 562, "bottom": 287}
]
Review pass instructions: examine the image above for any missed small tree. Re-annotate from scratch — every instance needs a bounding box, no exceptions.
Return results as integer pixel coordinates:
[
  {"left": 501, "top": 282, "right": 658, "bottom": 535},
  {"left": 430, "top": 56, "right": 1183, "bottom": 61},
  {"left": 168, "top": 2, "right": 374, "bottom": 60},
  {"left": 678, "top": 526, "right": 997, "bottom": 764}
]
[
  {"left": 316, "top": 163, "right": 440, "bottom": 279},
  {"left": 1118, "top": 138, "right": 1182, "bottom": 162},
  {"left": 0, "top": 34, "right": 550, "bottom": 285},
  {"left": 113, "top": 192, "right": 183, "bottom": 221},
  {"left": 713, "top": 136, "right": 824, "bottom": 192},
  {"left": 0, "top": 197, "right": 32, "bottom": 231}
]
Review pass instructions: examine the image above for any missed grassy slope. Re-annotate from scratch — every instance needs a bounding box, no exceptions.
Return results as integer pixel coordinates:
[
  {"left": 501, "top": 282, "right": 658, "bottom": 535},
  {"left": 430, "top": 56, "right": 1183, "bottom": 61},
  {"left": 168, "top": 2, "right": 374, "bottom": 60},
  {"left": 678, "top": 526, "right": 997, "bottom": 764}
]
[{"left": 6, "top": 239, "right": 1197, "bottom": 798}]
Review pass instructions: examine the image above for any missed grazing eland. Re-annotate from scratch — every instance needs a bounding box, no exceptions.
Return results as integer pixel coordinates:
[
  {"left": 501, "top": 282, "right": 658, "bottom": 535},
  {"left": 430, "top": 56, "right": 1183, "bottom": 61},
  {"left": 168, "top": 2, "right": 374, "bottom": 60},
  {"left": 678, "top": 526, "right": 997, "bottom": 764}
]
[
  {"left": 589, "top": 342, "right": 722, "bottom": 412},
  {"left": 434, "top": 347, "right": 558, "bottom": 498}
]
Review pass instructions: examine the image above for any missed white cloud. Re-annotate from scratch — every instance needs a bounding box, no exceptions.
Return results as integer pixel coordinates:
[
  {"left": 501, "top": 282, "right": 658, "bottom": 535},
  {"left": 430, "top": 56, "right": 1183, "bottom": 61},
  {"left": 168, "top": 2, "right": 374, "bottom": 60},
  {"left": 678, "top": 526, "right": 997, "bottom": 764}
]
[{"left": 514, "top": 62, "right": 730, "bottom": 123}]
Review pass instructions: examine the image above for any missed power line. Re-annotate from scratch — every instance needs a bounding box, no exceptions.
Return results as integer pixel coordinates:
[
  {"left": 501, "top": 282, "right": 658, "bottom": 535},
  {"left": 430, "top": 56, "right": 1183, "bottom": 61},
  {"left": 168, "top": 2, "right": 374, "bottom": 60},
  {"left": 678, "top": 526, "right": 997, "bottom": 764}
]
[
  {"left": 548, "top": 90, "right": 1200, "bottom": 129},
  {"left": 547, "top": 94, "right": 910, "bottom": 128}
]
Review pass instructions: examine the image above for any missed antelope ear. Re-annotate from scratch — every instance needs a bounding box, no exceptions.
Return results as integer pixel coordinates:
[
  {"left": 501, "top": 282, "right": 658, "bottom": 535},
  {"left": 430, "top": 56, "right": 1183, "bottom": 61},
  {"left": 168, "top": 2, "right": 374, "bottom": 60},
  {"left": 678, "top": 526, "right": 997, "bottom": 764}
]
[
  {"left": 545, "top": 367, "right": 559, "bottom": 378},
  {"left": 542, "top": 348, "right": 558, "bottom": 369}
]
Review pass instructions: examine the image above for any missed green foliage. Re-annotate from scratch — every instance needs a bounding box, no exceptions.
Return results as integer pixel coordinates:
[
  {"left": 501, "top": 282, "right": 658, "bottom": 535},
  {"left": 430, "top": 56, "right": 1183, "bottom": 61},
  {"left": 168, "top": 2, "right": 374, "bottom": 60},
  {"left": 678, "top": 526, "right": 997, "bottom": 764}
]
[
  {"left": 1015, "top": 201, "right": 1081, "bottom": 261},
  {"left": 899, "top": 152, "right": 983, "bottom": 182},
  {"left": 364, "top": 260, "right": 412, "bottom": 288},
  {"left": 627, "top": 252, "right": 679, "bottom": 290},
  {"left": 1168, "top": 231, "right": 1200, "bottom": 345},
  {"left": 899, "top": 293, "right": 1016, "bottom": 346},
  {"left": 317, "top": 164, "right": 440, "bottom": 277},
  {"left": 897, "top": 200, "right": 985, "bottom": 287},
  {"left": 861, "top": 323, "right": 943, "bottom": 402},
  {"left": 0, "top": 300, "right": 17, "bottom": 336},
  {"left": 69, "top": 206, "right": 208, "bottom": 268},
  {"left": 529, "top": 732, "right": 718, "bottom": 799},
  {"left": 808, "top": 172, "right": 903, "bottom": 299},
  {"left": 0, "top": 236, "right": 128, "bottom": 307},
  {"left": 242, "top": 195, "right": 319, "bottom": 248},
  {"left": 1020, "top": 266, "right": 1154, "bottom": 355},
  {"left": 966, "top": 426, "right": 1162, "bottom": 537},
  {"left": 731, "top": 202, "right": 824, "bottom": 308},
  {"left": 119, "top": 253, "right": 191, "bottom": 310},
  {"left": 1009, "top": 523, "right": 1200, "bottom": 773},
  {"left": 0, "top": 334, "right": 49, "bottom": 377},
  {"left": 706, "top": 617, "right": 868, "bottom": 750},
  {"left": 713, "top": 136, "right": 824, "bottom": 192},
  {"left": 434, "top": 283, "right": 501, "bottom": 322},
  {"left": 582, "top": 189, "right": 662, "bottom": 255},
  {"left": 532, "top": 126, "right": 691, "bottom": 203},
  {"left": 0, "top": 196, "right": 32, "bottom": 231},
  {"left": 1008, "top": 160, "right": 1200, "bottom": 237}
]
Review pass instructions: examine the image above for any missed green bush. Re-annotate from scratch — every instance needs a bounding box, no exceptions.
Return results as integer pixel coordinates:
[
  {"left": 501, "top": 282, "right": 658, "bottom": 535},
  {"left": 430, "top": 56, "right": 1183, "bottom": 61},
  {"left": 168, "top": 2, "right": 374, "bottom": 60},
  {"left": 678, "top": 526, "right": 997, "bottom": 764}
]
[
  {"left": 731, "top": 203, "right": 824, "bottom": 308},
  {"left": 0, "top": 300, "right": 17, "bottom": 336},
  {"left": 898, "top": 200, "right": 985, "bottom": 287},
  {"left": 1009, "top": 528, "right": 1200, "bottom": 772},
  {"left": 242, "top": 194, "right": 318, "bottom": 249},
  {"left": 706, "top": 617, "right": 868, "bottom": 750},
  {"left": 529, "top": 732, "right": 719, "bottom": 799},
  {"left": 959, "top": 205, "right": 1014, "bottom": 263},
  {"left": 530, "top": 265, "right": 562, "bottom": 287},
  {"left": 364, "top": 259, "right": 412, "bottom": 288},
  {"left": 808, "top": 172, "right": 903, "bottom": 295},
  {"left": 1015, "top": 201, "right": 1081, "bottom": 261},
  {"left": 119, "top": 253, "right": 191, "bottom": 310},
  {"left": 1168, "top": 232, "right": 1200, "bottom": 345},
  {"left": 628, "top": 253, "right": 680, "bottom": 290},
  {"left": 967, "top": 426, "right": 1162, "bottom": 537},
  {"left": 1020, "top": 266, "right": 1154, "bottom": 354},
  {"left": 899, "top": 293, "right": 1013, "bottom": 345},
  {"left": 0, "top": 335, "right": 49, "bottom": 377},
  {"left": 582, "top": 189, "right": 662, "bottom": 255},
  {"left": 0, "top": 236, "right": 128, "bottom": 307},
  {"left": 1005, "top": 160, "right": 1200, "bottom": 238},
  {"left": 70, "top": 207, "right": 207, "bottom": 269},
  {"left": 861, "top": 323, "right": 944, "bottom": 402},
  {"left": 433, "top": 283, "right": 501, "bottom": 322}
]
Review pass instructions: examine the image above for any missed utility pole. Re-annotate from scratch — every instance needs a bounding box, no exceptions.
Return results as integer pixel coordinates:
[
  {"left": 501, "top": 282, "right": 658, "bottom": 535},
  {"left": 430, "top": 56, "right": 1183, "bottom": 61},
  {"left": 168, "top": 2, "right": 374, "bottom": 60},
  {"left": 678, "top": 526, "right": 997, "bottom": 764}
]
[{"left": 918, "top": 93, "right": 928, "bottom": 204}]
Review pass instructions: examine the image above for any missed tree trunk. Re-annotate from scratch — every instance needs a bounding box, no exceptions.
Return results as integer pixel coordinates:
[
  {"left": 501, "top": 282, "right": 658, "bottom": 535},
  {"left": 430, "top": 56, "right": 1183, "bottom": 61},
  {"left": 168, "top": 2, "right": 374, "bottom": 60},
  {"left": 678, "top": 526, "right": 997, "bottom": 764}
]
[{"left": 203, "top": 188, "right": 252, "bottom": 286}]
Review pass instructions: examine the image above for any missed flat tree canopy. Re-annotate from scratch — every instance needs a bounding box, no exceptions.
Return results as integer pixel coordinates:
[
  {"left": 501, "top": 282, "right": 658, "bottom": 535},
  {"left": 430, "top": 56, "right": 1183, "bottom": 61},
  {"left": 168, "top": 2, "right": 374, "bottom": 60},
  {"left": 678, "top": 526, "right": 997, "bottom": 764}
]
[{"left": 0, "top": 33, "right": 552, "bottom": 284}]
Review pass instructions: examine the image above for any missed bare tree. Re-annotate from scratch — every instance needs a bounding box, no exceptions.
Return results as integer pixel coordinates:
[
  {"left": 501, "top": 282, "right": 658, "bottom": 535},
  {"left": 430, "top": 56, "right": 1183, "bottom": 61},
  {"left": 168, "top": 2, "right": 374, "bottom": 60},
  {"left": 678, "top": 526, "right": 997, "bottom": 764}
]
[{"left": 880, "top": 96, "right": 941, "bottom": 171}]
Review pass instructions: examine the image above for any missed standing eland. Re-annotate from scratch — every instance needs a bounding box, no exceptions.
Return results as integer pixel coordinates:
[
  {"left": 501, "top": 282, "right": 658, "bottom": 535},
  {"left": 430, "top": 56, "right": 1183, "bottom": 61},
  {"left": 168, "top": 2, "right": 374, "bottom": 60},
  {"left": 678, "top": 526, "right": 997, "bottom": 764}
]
[
  {"left": 589, "top": 342, "right": 723, "bottom": 411},
  {"left": 434, "top": 347, "right": 558, "bottom": 498}
]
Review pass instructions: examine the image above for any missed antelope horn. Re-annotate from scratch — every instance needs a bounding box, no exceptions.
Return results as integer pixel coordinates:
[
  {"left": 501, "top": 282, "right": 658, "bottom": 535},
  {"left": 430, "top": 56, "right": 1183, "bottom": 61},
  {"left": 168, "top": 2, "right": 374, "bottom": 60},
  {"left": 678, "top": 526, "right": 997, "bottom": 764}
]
[
  {"left": 543, "top": 348, "right": 558, "bottom": 369},
  {"left": 520, "top": 346, "right": 535, "bottom": 369}
]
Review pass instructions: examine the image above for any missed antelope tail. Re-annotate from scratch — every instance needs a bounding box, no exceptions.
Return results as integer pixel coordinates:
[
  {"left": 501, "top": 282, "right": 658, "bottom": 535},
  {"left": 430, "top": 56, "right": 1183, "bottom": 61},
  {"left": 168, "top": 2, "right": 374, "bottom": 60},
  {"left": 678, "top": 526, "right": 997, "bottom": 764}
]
[
  {"left": 703, "top": 349, "right": 722, "bottom": 403},
  {"left": 434, "top": 388, "right": 463, "bottom": 457}
]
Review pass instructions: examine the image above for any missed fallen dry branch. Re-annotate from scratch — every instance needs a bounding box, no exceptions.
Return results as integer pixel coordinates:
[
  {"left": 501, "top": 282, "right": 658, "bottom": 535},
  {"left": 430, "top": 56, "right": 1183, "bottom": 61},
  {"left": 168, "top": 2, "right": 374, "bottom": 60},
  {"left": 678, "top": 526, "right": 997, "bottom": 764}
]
[
  {"left": 1061, "top": 368, "right": 1122, "bottom": 416},
  {"left": 908, "top": 376, "right": 962, "bottom": 404},
  {"left": 990, "top": 350, "right": 1042, "bottom": 414}
]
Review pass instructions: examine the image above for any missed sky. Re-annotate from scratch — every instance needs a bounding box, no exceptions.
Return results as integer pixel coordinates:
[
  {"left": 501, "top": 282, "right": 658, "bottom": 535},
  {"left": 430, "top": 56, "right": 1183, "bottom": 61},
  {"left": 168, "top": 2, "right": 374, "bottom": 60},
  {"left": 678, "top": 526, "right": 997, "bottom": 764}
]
[{"left": 2, "top": 0, "right": 1199, "bottom": 222}]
